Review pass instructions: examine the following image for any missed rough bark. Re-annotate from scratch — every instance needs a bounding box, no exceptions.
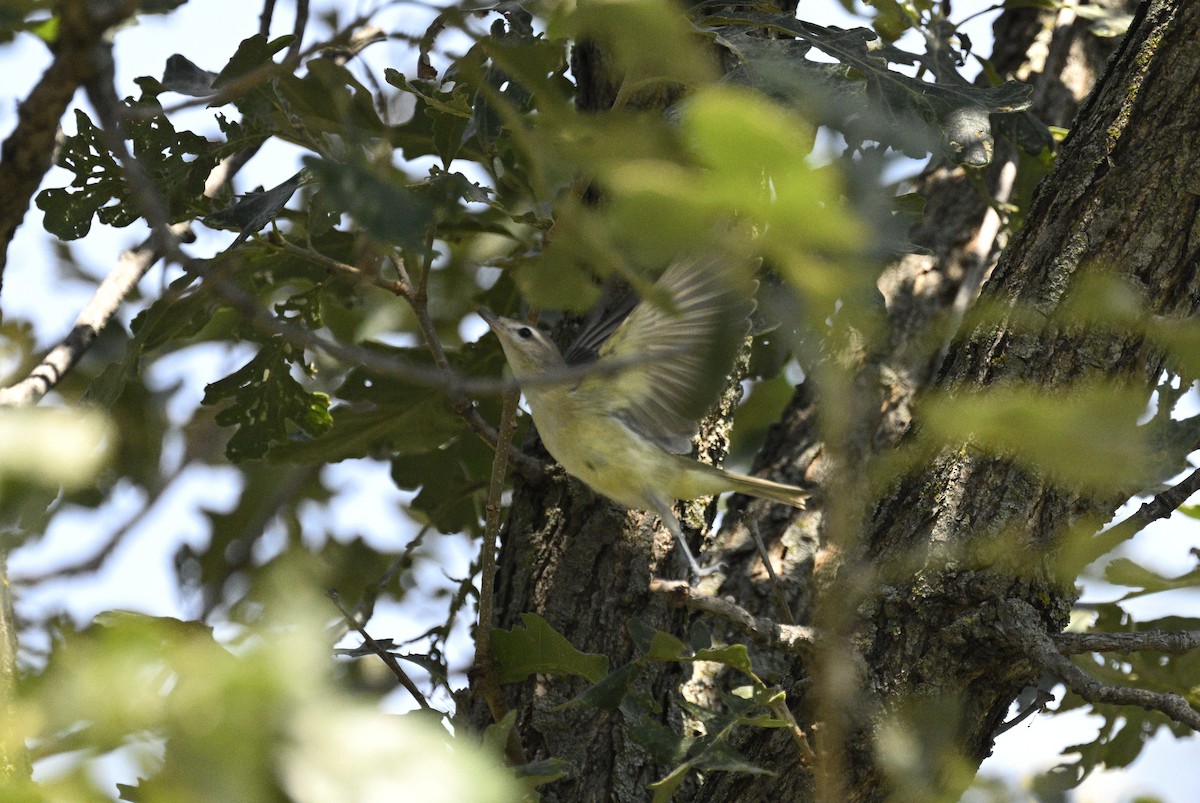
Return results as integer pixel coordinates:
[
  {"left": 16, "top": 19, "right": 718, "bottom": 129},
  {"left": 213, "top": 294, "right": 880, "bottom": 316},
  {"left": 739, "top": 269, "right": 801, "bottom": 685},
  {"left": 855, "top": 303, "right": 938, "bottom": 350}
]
[
  {"left": 481, "top": 1, "right": 1200, "bottom": 801},
  {"left": 702, "top": 2, "right": 1197, "bottom": 801}
]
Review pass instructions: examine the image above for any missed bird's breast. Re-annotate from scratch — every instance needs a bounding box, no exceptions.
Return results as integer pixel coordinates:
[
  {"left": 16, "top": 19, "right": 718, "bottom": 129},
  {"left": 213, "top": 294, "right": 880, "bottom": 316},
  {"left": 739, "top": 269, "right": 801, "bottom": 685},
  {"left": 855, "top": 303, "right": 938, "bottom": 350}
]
[{"left": 523, "top": 389, "right": 662, "bottom": 510}]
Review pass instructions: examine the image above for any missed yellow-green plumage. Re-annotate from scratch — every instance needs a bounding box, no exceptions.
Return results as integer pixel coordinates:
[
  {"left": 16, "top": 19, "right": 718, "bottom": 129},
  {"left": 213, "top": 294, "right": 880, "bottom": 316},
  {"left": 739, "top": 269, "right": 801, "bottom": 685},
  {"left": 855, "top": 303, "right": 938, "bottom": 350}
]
[{"left": 481, "top": 257, "right": 807, "bottom": 576}]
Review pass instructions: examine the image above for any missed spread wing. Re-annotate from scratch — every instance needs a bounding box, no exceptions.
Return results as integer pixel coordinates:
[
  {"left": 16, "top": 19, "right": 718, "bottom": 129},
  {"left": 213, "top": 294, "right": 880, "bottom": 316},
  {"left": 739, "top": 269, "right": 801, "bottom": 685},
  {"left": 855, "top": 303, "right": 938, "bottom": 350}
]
[
  {"left": 562, "top": 282, "right": 640, "bottom": 366},
  {"left": 583, "top": 256, "right": 755, "bottom": 453}
]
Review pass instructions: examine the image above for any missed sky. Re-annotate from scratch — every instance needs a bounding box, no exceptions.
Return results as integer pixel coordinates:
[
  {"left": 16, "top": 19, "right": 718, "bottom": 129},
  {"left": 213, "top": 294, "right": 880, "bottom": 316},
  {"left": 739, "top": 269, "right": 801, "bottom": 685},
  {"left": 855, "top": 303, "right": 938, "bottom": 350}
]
[{"left": 1, "top": 1, "right": 1198, "bottom": 800}]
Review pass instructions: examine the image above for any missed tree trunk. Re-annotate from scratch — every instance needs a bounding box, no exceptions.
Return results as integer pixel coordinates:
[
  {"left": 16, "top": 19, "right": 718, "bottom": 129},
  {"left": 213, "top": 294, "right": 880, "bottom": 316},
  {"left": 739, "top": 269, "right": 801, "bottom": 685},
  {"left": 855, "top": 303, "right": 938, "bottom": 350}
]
[{"left": 482, "top": 1, "right": 1199, "bottom": 800}]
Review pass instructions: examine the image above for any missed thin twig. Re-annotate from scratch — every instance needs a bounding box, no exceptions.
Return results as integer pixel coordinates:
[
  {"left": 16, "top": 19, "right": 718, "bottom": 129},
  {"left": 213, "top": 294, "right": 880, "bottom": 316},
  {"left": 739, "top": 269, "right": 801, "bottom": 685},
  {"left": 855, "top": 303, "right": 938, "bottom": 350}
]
[
  {"left": 258, "top": 0, "right": 277, "bottom": 37},
  {"left": 1078, "top": 465, "right": 1200, "bottom": 567},
  {"left": 747, "top": 518, "right": 795, "bottom": 625},
  {"left": 650, "top": 578, "right": 817, "bottom": 654},
  {"left": 994, "top": 686, "right": 1056, "bottom": 736},
  {"left": 326, "top": 590, "right": 431, "bottom": 710},
  {"left": 472, "top": 383, "right": 526, "bottom": 763},
  {"left": 1002, "top": 600, "right": 1200, "bottom": 732},
  {"left": 768, "top": 695, "right": 817, "bottom": 766},
  {"left": 288, "top": 0, "right": 310, "bottom": 62},
  {"left": 270, "top": 236, "right": 406, "bottom": 295}
]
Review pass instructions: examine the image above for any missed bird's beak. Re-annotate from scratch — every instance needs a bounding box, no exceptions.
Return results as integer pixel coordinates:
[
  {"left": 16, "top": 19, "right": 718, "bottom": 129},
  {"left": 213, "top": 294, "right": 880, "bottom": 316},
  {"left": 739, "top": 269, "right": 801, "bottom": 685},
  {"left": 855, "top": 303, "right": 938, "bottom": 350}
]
[{"left": 477, "top": 307, "right": 499, "bottom": 330}]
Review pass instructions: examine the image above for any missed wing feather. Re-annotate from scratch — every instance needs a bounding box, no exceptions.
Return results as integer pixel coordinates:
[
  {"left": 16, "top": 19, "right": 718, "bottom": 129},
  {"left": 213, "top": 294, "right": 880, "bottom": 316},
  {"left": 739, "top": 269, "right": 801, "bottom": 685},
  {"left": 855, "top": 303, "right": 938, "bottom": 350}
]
[{"left": 579, "top": 256, "right": 755, "bottom": 453}]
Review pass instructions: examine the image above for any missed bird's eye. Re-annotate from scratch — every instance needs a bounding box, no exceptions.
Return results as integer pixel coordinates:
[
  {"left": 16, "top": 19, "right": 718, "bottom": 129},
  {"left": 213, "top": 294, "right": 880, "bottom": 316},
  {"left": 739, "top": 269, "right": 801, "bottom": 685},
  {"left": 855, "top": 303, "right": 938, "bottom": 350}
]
[{"left": 517, "top": 327, "right": 534, "bottom": 340}]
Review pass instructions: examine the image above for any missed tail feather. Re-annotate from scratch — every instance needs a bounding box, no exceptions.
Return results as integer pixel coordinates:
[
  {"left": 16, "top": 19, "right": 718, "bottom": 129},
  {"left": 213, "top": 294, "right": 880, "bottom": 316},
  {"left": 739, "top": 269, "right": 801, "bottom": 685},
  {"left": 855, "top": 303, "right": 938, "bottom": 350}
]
[{"left": 718, "top": 467, "right": 808, "bottom": 508}]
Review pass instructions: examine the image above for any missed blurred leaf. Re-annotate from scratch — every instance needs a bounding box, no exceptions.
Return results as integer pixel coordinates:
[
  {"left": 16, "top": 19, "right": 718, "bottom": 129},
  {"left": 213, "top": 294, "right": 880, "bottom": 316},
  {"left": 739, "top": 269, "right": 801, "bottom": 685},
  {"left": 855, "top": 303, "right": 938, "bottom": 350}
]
[
  {"left": 548, "top": 0, "right": 717, "bottom": 90},
  {"left": 137, "top": 0, "right": 188, "bottom": 13},
  {"left": 492, "top": 613, "right": 609, "bottom": 683},
  {"left": 513, "top": 757, "right": 571, "bottom": 787},
  {"left": 19, "top": 575, "right": 521, "bottom": 802},
  {"left": 176, "top": 463, "right": 326, "bottom": 608},
  {"left": 0, "top": 0, "right": 53, "bottom": 43},
  {"left": 1105, "top": 557, "right": 1200, "bottom": 600},
  {"left": 305, "top": 157, "right": 433, "bottom": 248},
  {"left": 863, "top": 0, "right": 913, "bottom": 42},
  {"left": 0, "top": 408, "right": 113, "bottom": 489},
  {"left": 921, "top": 381, "right": 1152, "bottom": 492}
]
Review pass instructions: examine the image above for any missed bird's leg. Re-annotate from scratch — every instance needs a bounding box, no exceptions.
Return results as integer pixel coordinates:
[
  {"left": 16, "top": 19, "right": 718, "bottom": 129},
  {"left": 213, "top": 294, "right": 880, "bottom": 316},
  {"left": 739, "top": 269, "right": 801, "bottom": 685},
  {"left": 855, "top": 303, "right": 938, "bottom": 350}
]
[{"left": 646, "top": 493, "right": 715, "bottom": 580}]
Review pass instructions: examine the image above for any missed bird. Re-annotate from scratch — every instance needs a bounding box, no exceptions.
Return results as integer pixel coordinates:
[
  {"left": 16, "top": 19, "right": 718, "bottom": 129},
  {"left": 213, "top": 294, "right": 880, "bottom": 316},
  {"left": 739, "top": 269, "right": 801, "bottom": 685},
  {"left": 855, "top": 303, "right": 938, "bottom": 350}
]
[{"left": 480, "top": 256, "right": 808, "bottom": 577}]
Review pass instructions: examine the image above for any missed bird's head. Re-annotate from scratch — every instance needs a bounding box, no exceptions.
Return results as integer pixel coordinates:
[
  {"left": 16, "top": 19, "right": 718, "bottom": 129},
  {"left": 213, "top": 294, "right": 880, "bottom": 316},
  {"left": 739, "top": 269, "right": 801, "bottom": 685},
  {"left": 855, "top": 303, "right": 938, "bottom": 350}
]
[{"left": 478, "top": 309, "right": 566, "bottom": 380}]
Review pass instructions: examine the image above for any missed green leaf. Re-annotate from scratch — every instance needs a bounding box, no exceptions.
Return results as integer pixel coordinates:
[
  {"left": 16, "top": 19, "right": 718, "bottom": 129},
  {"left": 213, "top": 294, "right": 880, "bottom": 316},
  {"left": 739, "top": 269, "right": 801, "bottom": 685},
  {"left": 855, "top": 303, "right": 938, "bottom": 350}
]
[
  {"left": 389, "top": 435, "right": 493, "bottom": 534},
  {"left": 275, "top": 59, "right": 390, "bottom": 143},
  {"left": 386, "top": 69, "right": 476, "bottom": 166},
  {"left": 305, "top": 157, "right": 433, "bottom": 248},
  {"left": 512, "top": 758, "right": 571, "bottom": 787},
  {"left": 212, "top": 33, "right": 293, "bottom": 90},
  {"left": 629, "top": 716, "right": 692, "bottom": 766},
  {"left": 560, "top": 662, "right": 641, "bottom": 712},
  {"left": 137, "top": 0, "right": 189, "bottom": 14},
  {"left": 1105, "top": 557, "right": 1200, "bottom": 599},
  {"left": 274, "top": 397, "right": 459, "bottom": 464},
  {"left": 0, "top": 0, "right": 52, "bottom": 44},
  {"left": 648, "top": 763, "right": 690, "bottom": 803},
  {"left": 36, "top": 96, "right": 230, "bottom": 240},
  {"left": 159, "top": 53, "right": 219, "bottom": 96},
  {"left": 644, "top": 629, "right": 691, "bottom": 662},
  {"left": 693, "top": 644, "right": 757, "bottom": 677},
  {"left": 201, "top": 339, "right": 333, "bottom": 461},
  {"left": 204, "top": 170, "right": 305, "bottom": 243},
  {"left": 491, "top": 613, "right": 608, "bottom": 684}
]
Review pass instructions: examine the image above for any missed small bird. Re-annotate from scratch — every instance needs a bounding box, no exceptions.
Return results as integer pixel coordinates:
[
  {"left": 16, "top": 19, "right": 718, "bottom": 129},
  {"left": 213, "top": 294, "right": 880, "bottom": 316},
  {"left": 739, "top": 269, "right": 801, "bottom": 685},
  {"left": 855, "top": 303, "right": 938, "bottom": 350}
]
[{"left": 480, "top": 257, "right": 807, "bottom": 577}]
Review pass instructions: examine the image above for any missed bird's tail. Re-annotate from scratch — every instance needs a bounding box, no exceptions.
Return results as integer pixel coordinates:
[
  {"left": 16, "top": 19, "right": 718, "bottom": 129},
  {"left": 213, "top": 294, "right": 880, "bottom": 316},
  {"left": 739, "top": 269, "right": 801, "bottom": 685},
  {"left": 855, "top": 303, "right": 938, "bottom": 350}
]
[{"left": 716, "top": 467, "right": 808, "bottom": 508}]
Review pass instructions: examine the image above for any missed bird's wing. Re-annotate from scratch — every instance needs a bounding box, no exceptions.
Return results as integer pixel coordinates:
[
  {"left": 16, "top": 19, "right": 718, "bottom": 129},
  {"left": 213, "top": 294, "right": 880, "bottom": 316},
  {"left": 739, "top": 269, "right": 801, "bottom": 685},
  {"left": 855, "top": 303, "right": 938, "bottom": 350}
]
[
  {"left": 584, "top": 256, "right": 755, "bottom": 454},
  {"left": 561, "top": 282, "right": 640, "bottom": 366}
]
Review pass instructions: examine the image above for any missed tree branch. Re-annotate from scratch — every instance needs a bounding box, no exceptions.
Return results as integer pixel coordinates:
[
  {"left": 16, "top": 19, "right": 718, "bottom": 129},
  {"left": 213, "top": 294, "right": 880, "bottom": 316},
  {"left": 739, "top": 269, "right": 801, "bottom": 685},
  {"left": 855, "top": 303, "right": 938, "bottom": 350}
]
[
  {"left": 1077, "top": 465, "right": 1200, "bottom": 567},
  {"left": 650, "top": 578, "right": 817, "bottom": 654},
  {"left": 1003, "top": 600, "right": 1200, "bottom": 732},
  {"left": 0, "top": 0, "right": 139, "bottom": 295},
  {"left": 472, "top": 378, "right": 527, "bottom": 764},
  {"left": 1054, "top": 629, "right": 1200, "bottom": 655},
  {"left": 0, "top": 224, "right": 191, "bottom": 407},
  {"left": 326, "top": 590, "right": 430, "bottom": 710}
]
